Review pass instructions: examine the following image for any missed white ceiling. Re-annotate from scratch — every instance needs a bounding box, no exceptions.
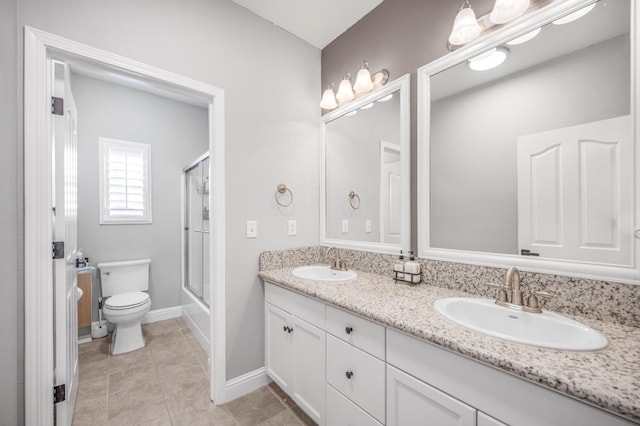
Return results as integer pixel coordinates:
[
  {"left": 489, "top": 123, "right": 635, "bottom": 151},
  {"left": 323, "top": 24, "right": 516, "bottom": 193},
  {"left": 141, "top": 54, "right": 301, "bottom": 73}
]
[{"left": 230, "top": 0, "right": 384, "bottom": 49}]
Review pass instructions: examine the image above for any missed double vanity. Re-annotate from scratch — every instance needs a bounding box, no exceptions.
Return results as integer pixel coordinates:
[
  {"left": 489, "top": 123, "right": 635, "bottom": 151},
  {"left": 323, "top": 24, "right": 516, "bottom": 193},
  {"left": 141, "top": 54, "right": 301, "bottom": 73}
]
[{"left": 260, "top": 261, "right": 639, "bottom": 426}]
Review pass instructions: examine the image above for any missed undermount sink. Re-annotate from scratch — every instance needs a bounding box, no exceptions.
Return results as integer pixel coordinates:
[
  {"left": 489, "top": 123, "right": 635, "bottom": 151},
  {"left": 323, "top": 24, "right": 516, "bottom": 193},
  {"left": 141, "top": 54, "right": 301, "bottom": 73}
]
[
  {"left": 292, "top": 265, "right": 357, "bottom": 282},
  {"left": 434, "top": 297, "right": 608, "bottom": 351}
]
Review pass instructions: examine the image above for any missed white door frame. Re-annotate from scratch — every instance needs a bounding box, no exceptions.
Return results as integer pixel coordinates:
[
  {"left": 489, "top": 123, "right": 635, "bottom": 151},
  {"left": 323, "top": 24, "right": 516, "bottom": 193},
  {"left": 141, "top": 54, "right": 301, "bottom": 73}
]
[{"left": 24, "top": 26, "right": 227, "bottom": 425}]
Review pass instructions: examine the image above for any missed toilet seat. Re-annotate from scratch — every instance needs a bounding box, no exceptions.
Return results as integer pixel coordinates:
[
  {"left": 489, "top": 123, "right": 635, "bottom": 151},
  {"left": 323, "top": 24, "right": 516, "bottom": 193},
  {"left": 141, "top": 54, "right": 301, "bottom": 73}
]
[{"left": 105, "top": 291, "right": 150, "bottom": 310}]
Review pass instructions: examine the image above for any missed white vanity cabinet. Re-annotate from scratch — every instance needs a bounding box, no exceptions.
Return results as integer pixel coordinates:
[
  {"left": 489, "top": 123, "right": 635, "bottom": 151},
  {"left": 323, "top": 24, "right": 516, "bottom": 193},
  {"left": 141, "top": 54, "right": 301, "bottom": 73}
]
[
  {"left": 326, "top": 305, "right": 386, "bottom": 424},
  {"left": 265, "top": 283, "right": 326, "bottom": 425},
  {"left": 387, "top": 329, "right": 633, "bottom": 426}
]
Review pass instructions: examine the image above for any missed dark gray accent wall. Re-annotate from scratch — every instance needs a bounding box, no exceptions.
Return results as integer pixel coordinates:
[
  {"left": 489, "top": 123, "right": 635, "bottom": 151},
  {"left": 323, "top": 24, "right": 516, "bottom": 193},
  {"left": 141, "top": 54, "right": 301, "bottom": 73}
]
[{"left": 321, "top": 0, "right": 496, "bottom": 251}]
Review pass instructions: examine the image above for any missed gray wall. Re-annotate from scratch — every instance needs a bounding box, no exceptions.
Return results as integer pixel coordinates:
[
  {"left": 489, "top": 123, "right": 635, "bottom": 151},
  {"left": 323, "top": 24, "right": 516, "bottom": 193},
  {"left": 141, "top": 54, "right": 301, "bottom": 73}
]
[
  {"left": 1, "top": 0, "right": 22, "bottom": 423},
  {"left": 430, "top": 35, "right": 630, "bottom": 254},
  {"left": 72, "top": 74, "right": 209, "bottom": 319},
  {"left": 326, "top": 94, "right": 400, "bottom": 242},
  {"left": 5, "top": 0, "right": 320, "bottom": 422}
]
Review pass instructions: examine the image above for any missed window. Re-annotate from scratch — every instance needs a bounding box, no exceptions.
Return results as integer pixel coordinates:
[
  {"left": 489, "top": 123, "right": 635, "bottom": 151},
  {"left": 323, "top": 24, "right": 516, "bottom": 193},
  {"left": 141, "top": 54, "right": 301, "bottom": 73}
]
[{"left": 99, "top": 138, "right": 152, "bottom": 224}]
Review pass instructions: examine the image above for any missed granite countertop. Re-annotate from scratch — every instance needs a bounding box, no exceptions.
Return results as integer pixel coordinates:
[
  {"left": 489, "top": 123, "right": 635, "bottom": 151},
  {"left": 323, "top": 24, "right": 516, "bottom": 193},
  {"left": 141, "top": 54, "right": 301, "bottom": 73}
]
[{"left": 259, "top": 267, "right": 640, "bottom": 424}]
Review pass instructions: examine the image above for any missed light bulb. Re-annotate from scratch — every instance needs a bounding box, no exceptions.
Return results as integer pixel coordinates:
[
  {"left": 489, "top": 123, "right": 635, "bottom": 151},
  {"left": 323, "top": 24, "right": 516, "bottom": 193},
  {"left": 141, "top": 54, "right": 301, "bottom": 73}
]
[
  {"left": 552, "top": 3, "right": 596, "bottom": 25},
  {"left": 467, "top": 47, "right": 509, "bottom": 71},
  {"left": 490, "top": 0, "right": 530, "bottom": 25},
  {"left": 448, "top": 3, "right": 482, "bottom": 46},
  {"left": 353, "top": 62, "right": 374, "bottom": 94},
  {"left": 506, "top": 27, "right": 541, "bottom": 46},
  {"left": 319, "top": 86, "right": 337, "bottom": 110},
  {"left": 336, "top": 74, "right": 355, "bottom": 104}
]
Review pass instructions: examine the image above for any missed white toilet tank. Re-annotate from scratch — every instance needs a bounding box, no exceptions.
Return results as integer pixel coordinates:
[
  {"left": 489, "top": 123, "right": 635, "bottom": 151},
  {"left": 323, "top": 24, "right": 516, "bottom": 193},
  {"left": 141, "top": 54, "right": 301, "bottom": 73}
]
[{"left": 98, "top": 259, "right": 151, "bottom": 297}]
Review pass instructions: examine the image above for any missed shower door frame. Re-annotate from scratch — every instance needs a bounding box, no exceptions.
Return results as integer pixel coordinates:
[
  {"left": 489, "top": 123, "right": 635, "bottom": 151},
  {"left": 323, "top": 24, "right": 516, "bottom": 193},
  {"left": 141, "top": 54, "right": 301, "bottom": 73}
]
[
  {"left": 183, "top": 152, "right": 211, "bottom": 305},
  {"left": 24, "top": 27, "right": 227, "bottom": 424}
]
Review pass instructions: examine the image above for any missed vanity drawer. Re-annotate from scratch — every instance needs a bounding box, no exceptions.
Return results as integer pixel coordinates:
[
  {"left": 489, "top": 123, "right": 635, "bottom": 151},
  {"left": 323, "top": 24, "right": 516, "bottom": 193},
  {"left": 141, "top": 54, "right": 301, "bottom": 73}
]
[
  {"left": 264, "top": 282, "right": 324, "bottom": 329},
  {"left": 326, "top": 384, "right": 383, "bottom": 426},
  {"left": 326, "top": 305, "right": 385, "bottom": 359},
  {"left": 326, "top": 335, "right": 385, "bottom": 423}
]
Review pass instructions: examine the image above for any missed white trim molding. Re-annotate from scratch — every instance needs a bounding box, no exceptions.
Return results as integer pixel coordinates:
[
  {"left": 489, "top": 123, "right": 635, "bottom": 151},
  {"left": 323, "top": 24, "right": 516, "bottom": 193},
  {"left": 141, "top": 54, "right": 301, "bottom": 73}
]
[
  {"left": 24, "top": 27, "right": 227, "bottom": 425},
  {"left": 225, "top": 368, "right": 270, "bottom": 403},
  {"left": 142, "top": 306, "right": 183, "bottom": 324}
]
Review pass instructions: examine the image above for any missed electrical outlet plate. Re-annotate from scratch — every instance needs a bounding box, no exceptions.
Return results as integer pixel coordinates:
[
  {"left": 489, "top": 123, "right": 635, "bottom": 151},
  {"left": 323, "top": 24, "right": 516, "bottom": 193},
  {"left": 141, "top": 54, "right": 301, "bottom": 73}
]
[
  {"left": 246, "top": 220, "right": 257, "bottom": 238},
  {"left": 288, "top": 220, "right": 297, "bottom": 236}
]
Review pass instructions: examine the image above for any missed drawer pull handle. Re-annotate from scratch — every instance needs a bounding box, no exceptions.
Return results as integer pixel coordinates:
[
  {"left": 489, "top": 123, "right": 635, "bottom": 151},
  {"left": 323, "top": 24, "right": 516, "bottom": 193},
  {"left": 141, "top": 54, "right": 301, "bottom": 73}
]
[
  {"left": 345, "top": 371, "right": 354, "bottom": 379},
  {"left": 345, "top": 326, "right": 353, "bottom": 334}
]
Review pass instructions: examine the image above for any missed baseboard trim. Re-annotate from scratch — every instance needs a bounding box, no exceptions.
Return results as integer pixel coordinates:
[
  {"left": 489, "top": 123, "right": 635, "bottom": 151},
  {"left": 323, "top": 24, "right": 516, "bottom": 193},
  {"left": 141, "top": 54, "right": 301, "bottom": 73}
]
[
  {"left": 225, "top": 367, "right": 270, "bottom": 402},
  {"left": 142, "top": 306, "right": 182, "bottom": 324}
]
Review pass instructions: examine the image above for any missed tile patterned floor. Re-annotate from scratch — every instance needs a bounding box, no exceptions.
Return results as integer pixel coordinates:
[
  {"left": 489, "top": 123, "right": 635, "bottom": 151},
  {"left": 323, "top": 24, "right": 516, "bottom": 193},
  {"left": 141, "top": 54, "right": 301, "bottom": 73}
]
[{"left": 73, "top": 318, "right": 315, "bottom": 425}]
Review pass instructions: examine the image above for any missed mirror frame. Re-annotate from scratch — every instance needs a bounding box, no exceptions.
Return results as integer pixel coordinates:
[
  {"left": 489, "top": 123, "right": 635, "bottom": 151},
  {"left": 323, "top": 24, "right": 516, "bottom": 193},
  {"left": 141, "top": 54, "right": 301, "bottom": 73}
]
[
  {"left": 417, "top": 0, "right": 640, "bottom": 284},
  {"left": 321, "top": 74, "right": 411, "bottom": 254}
]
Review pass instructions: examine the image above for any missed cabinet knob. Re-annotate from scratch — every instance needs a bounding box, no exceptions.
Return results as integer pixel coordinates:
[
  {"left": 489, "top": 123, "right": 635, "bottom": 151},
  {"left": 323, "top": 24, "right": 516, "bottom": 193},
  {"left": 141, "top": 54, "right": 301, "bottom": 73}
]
[
  {"left": 287, "top": 326, "right": 293, "bottom": 334},
  {"left": 345, "top": 326, "right": 353, "bottom": 334},
  {"left": 345, "top": 371, "right": 354, "bottom": 379},
  {"left": 283, "top": 326, "right": 293, "bottom": 333},
  {"left": 283, "top": 326, "right": 287, "bottom": 333}
]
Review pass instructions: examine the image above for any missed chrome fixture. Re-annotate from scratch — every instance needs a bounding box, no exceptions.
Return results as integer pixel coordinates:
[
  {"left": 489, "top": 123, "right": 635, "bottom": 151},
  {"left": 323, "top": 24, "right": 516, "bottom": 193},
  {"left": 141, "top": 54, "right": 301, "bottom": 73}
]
[
  {"left": 348, "top": 191, "right": 361, "bottom": 210},
  {"left": 275, "top": 183, "right": 293, "bottom": 207},
  {"left": 320, "top": 61, "right": 390, "bottom": 111},
  {"left": 485, "top": 266, "right": 552, "bottom": 313},
  {"left": 326, "top": 246, "right": 348, "bottom": 271}
]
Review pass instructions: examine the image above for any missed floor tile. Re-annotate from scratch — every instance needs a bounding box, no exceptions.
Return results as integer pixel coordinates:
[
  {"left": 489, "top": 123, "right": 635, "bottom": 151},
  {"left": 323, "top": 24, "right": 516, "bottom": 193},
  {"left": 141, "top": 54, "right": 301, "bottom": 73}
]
[
  {"left": 77, "top": 374, "right": 108, "bottom": 402},
  {"left": 108, "top": 364, "right": 158, "bottom": 396},
  {"left": 72, "top": 395, "right": 108, "bottom": 425},
  {"left": 107, "top": 380, "right": 164, "bottom": 420},
  {"left": 223, "top": 386, "right": 287, "bottom": 426},
  {"left": 107, "top": 400, "right": 172, "bottom": 425},
  {"left": 166, "top": 385, "right": 237, "bottom": 426},
  {"left": 108, "top": 346, "right": 153, "bottom": 373},
  {"left": 257, "top": 409, "right": 305, "bottom": 426},
  {"left": 142, "top": 319, "right": 180, "bottom": 337},
  {"left": 268, "top": 381, "right": 296, "bottom": 408}
]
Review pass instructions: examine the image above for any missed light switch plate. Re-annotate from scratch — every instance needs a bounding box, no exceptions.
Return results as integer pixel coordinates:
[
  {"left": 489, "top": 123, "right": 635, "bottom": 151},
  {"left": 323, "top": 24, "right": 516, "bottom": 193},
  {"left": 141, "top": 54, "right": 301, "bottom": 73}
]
[
  {"left": 246, "top": 220, "right": 257, "bottom": 238},
  {"left": 365, "top": 220, "right": 372, "bottom": 233},
  {"left": 341, "top": 219, "right": 349, "bottom": 234},
  {"left": 288, "top": 220, "right": 297, "bottom": 236}
]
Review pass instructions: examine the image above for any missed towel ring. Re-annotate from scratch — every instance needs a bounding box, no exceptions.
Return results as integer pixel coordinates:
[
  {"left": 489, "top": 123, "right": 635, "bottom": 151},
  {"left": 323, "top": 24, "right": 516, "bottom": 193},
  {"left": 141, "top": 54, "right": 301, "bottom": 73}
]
[
  {"left": 275, "top": 184, "right": 293, "bottom": 207},
  {"left": 349, "top": 191, "right": 361, "bottom": 210}
]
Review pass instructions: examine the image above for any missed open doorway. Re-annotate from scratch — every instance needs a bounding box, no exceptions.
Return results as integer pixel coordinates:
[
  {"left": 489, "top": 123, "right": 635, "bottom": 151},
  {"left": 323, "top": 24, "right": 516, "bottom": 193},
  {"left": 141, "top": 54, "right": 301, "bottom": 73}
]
[{"left": 24, "top": 27, "right": 227, "bottom": 425}]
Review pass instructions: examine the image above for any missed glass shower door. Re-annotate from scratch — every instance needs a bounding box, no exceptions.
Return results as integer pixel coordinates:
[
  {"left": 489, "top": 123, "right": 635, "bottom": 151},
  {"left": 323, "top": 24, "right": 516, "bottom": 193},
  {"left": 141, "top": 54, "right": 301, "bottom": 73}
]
[{"left": 184, "top": 154, "right": 210, "bottom": 306}]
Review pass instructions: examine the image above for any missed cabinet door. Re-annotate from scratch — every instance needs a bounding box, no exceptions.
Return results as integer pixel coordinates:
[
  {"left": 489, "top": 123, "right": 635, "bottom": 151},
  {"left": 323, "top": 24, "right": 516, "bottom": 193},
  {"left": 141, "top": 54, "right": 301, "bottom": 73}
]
[
  {"left": 387, "top": 365, "right": 476, "bottom": 426},
  {"left": 265, "top": 303, "right": 293, "bottom": 393},
  {"left": 291, "top": 315, "right": 326, "bottom": 425}
]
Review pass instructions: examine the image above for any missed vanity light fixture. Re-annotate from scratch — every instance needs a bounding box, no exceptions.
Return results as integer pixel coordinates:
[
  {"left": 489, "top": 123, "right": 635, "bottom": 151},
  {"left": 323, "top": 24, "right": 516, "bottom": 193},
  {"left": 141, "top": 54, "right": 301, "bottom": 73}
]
[
  {"left": 353, "top": 61, "right": 375, "bottom": 94},
  {"left": 448, "top": 0, "right": 482, "bottom": 46},
  {"left": 319, "top": 84, "right": 338, "bottom": 110},
  {"left": 506, "top": 27, "right": 541, "bottom": 45},
  {"left": 320, "top": 63, "right": 390, "bottom": 111},
  {"left": 335, "top": 73, "right": 355, "bottom": 104},
  {"left": 552, "top": 2, "right": 596, "bottom": 25},
  {"left": 377, "top": 93, "right": 394, "bottom": 103},
  {"left": 344, "top": 110, "right": 358, "bottom": 117},
  {"left": 467, "top": 46, "right": 509, "bottom": 71},
  {"left": 361, "top": 102, "right": 375, "bottom": 110},
  {"left": 489, "top": 0, "right": 530, "bottom": 25}
]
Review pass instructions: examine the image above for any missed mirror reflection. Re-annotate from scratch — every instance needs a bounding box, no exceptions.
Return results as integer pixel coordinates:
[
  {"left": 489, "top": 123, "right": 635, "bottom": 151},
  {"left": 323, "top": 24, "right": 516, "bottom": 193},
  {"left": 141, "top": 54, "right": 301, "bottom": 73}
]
[
  {"left": 428, "top": 0, "right": 632, "bottom": 266},
  {"left": 323, "top": 76, "right": 409, "bottom": 252}
]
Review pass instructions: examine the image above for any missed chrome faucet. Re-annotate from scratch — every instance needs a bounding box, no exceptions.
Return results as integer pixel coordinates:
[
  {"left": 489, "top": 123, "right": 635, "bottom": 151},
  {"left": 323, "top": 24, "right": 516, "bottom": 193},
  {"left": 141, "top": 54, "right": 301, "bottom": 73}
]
[
  {"left": 486, "top": 266, "right": 552, "bottom": 314},
  {"left": 326, "top": 247, "right": 347, "bottom": 271}
]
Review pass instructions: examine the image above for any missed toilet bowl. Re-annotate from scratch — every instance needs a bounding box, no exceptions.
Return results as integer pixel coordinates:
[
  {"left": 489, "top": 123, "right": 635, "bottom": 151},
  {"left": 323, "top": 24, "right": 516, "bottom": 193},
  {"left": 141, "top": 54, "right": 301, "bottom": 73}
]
[
  {"left": 98, "top": 259, "right": 152, "bottom": 355},
  {"left": 103, "top": 292, "right": 151, "bottom": 355}
]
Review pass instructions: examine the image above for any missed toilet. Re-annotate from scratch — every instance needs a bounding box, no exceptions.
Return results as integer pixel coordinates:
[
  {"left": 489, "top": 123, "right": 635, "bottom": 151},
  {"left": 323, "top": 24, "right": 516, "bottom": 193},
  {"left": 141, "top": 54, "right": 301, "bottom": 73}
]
[{"left": 97, "top": 259, "right": 152, "bottom": 355}]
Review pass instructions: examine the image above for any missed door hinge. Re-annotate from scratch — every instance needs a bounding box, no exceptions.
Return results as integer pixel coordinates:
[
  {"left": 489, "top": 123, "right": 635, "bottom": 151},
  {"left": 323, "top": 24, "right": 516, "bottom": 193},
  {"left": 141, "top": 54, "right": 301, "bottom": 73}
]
[
  {"left": 53, "top": 384, "right": 66, "bottom": 404},
  {"left": 52, "top": 241, "right": 65, "bottom": 259},
  {"left": 51, "top": 97, "right": 64, "bottom": 115}
]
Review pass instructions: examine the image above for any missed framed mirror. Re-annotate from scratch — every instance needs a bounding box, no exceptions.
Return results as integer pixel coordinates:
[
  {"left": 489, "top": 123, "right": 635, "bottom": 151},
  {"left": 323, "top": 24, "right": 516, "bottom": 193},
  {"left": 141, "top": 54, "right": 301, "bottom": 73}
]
[
  {"left": 418, "top": 0, "right": 639, "bottom": 283},
  {"left": 321, "top": 74, "right": 410, "bottom": 254}
]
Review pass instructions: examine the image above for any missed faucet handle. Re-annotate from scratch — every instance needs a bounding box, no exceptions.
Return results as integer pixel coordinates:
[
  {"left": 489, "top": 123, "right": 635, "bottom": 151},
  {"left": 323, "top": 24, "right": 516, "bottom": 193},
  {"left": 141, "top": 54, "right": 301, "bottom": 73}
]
[
  {"left": 526, "top": 290, "right": 554, "bottom": 313},
  {"left": 484, "top": 283, "right": 508, "bottom": 303}
]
